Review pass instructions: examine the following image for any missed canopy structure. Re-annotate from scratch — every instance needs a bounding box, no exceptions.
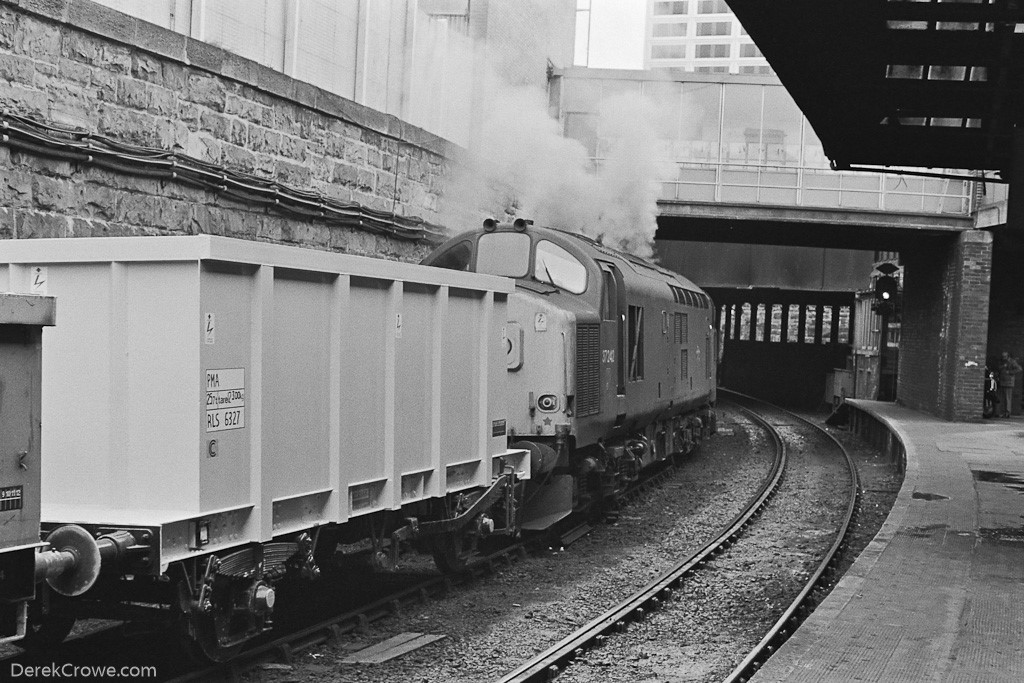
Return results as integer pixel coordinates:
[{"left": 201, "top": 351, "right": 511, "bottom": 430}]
[{"left": 727, "top": 0, "right": 1024, "bottom": 179}]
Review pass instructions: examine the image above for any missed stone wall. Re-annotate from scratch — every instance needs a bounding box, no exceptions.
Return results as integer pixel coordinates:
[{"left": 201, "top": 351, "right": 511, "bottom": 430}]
[{"left": 0, "top": 0, "right": 463, "bottom": 261}]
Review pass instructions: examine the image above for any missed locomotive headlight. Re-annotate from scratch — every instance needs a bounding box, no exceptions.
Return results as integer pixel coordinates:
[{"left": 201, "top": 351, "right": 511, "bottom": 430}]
[{"left": 537, "top": 394, "right": 559, "bottom": 412}]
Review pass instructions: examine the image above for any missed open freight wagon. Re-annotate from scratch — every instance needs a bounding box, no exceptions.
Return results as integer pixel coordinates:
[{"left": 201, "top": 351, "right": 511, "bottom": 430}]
[{"left": 0, "top": 236, "right": 528, "bottom": 659}]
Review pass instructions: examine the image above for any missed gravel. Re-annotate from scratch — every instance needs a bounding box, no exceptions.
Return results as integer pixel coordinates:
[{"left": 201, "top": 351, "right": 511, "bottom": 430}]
[{"left": 243, "top": 405, "right": 901, "bottom": 683}]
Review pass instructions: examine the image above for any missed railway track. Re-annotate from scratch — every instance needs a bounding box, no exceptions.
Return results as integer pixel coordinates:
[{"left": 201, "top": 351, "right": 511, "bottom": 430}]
[
  {"left": 720, "top": 391, "right": 861, "bottom": 683},
  {"left": 170, "top": 458, "right": 693, "bottom": 680},
  {"left": 497, "top": 391, "right": 859, "bottom": 683}
]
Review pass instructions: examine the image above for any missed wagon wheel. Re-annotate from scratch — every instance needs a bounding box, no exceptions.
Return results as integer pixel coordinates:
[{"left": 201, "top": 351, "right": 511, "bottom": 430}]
[
  {"left": 17, "top": 603, "right": 76, "bottom": 651},
  {"left": 178, "top": 613, "right": 245, "bottom": 664},
  {"left": 174, "top": 579, "right": 245, "bottom": 665},
  {"left": 429, "top": 533, "right": 473, "bottom": 574}
]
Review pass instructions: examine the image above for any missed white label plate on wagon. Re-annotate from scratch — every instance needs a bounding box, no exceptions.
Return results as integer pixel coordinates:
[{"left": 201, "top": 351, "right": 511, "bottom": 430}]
[{"left": 206, "top": 368, "right": 245, "bottom": 432}]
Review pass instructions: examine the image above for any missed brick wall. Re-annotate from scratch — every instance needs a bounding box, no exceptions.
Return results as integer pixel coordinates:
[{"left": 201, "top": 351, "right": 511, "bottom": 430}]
[
  {"left": 0, "top": 0, "right": 465, "bottom": 261},
  {"left": 900, "top": 230, "right": 992, "bottom": 420}
]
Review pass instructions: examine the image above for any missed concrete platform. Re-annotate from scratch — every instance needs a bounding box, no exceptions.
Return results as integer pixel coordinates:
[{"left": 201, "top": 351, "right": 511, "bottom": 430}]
[{"left": 752, "top": 400, "right": 1024, "bottom": 683}]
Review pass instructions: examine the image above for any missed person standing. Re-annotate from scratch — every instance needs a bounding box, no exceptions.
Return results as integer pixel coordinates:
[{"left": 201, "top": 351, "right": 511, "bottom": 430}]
[{"left": 997, "top": 351, "right": 1022, "bottom": 417}]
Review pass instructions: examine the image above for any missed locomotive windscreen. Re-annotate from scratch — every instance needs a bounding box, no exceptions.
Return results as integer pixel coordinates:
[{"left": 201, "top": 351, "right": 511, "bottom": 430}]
[{"left": 476, "top": 232, "right": 530, "bottom": 277}]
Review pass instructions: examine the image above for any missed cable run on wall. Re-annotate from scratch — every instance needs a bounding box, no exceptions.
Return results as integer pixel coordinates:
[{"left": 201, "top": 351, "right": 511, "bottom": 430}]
[{"left": 0, "top": 111, "right": 447, "bottom": 244}]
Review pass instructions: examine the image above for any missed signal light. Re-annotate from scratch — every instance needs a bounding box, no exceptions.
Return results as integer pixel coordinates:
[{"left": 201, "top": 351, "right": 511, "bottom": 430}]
[{"left": 874, "top": 275, "right": 898, "bottom": 303}]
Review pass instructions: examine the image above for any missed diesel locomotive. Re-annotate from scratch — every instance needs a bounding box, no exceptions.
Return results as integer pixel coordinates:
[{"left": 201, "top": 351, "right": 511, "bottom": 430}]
[
  {"left": 0, "top": 222, "right": 715, "bottom": 661},
  {"left": 424, "top": 219, "right": 717, "bottom": 533}
]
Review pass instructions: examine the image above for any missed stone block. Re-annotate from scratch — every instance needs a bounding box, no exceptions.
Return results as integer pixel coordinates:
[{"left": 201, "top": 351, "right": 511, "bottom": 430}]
[
  {"left": 275, "top": 159, "right": 311, "bottom": 186},
  {"left": 15, "top": 210, "right": 67, "bottom": 238},
  {"left": 280, "top": 134, "right": 308, "bottom": 162},
  {"left": 186, "top": 73, "right": 226, "bottom": 111},
  {"left": 199, "top": 109, "right": 232, "bottom": 139},
  {"left": 56, "top": 56, "right": 90, "bottom": 84},
  {"left": 15, "top": 13, "right": 62, "bottom": 64},
  {"left": 0, "top": 52, "right": 36, "bottom": 84},
  {"left": 130, "top": 52, "right": 162, "bottom": 83},
  {"left": 257, "top": 215, "right": 284, "bottom": 242},
  {"left": 133, "top": 18, "right": 186, "bottom": 63},
  {"left": 248, "top": 125, "right": 281, "bottom": 155},
  {"left": 184, "top": 131, "right": 222, "bottom": 164},
  {"left": 60, "top": 27, "right": 103, "bottom": 64},
  {"left": 331, "top": 162, "right": 358, "bottom": 187},
  {"left": 160, "top": 59, "right": 187, "bottom": 93},
  {"left": 97, "top": 42, "right": 132, "bottom": 74},
  {"left": 222, "top": 143, "right": 256, "bottom": 174},
  {"left": 229, "top": 119, "right": 247, "bottom": 147},
  {"left": 219, "top": 51, "right": 258, "bottom": 85},
  {"left": 0, "top": 79, "right": 48, "bottom": 117},
  {"left": 0, "top": 207, "right": 12, "bottom": 238},
  {"left": 32, "top": 175, "right": 74, "bottom": 211},
  {"left": 116, "top": 74, "right": 148, "bottom": 109},
  {"left": 0, "top": 9, "right": 17, "bottom": 51},
  {"left": 184, "top": 37, "right": 224, "bottom": 73}
]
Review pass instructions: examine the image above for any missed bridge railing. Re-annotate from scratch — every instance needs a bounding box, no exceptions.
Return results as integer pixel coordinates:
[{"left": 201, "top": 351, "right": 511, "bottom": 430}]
[{"left": 660, "top": 161, "right": 972, "bottom": 215}]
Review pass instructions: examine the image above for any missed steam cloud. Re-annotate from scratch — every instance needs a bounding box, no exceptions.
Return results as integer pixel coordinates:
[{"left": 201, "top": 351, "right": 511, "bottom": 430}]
[{"left": 437, "top": 72, "right": 674, "bottom": 259}]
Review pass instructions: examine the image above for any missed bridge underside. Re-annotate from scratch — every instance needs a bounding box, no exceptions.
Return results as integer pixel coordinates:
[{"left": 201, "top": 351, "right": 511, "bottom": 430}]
[{"left": 655, "top": 202, "right": 973, "bottom": 251}]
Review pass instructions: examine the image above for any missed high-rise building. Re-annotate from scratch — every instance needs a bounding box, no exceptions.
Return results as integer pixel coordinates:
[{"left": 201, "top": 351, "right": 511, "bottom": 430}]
[{"left": 644, "top": 0, "right": 772, "bottom": 74}]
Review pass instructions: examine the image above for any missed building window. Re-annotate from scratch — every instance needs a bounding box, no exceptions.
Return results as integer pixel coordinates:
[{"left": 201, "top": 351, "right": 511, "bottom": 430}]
[
  {"left": 697, "top": 21, "right": 731, "bottom": 36},
  {"left": 695, "top": 65, "right": 731, "bottom": 73},
  {"left": 697, "top": 0, "right": 731, "bottom": 14},
  {"left": 740, "top": 43, "right": 763, "bottom": 58},
  {"left": 651, "top": 44, "right": 687, "bottom": 59},
  {"left": 653, "top": 1, "right": 688, "bottom": 15},
  {"left": 628, "top": 305, "right": 645, "bottom": 381},
  {"left": 696, "top": 43, "right": 730, "bottom": 58},
  {"left": 652, "top": 22, "right": 688, "bottom": 37},
  {"left": 739, "top": 65, "right": 774, "bottom": 75}
]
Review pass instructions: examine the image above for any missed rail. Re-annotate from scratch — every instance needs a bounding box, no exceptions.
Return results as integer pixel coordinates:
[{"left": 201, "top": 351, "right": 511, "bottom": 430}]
[
  {"left": 719, "top": 390, "right": 861, "bottom": 682},
  {"left": 496, "top": 401, "right": 787, "bottom": 683}
]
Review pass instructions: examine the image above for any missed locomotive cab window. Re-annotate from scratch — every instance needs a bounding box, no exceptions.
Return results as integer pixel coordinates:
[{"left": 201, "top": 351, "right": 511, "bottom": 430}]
[
  {"left": 477, "top": 232, "right": 530, "bottom": 277},
  {"left": 534, "top": 240, "right": 587, "bottom": 294},
  {"left": 428, "top": 240, "right": 472, "bottom": 271},
  {"left": 601, "top": 269, "right": 618, "bottom": 320}
]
